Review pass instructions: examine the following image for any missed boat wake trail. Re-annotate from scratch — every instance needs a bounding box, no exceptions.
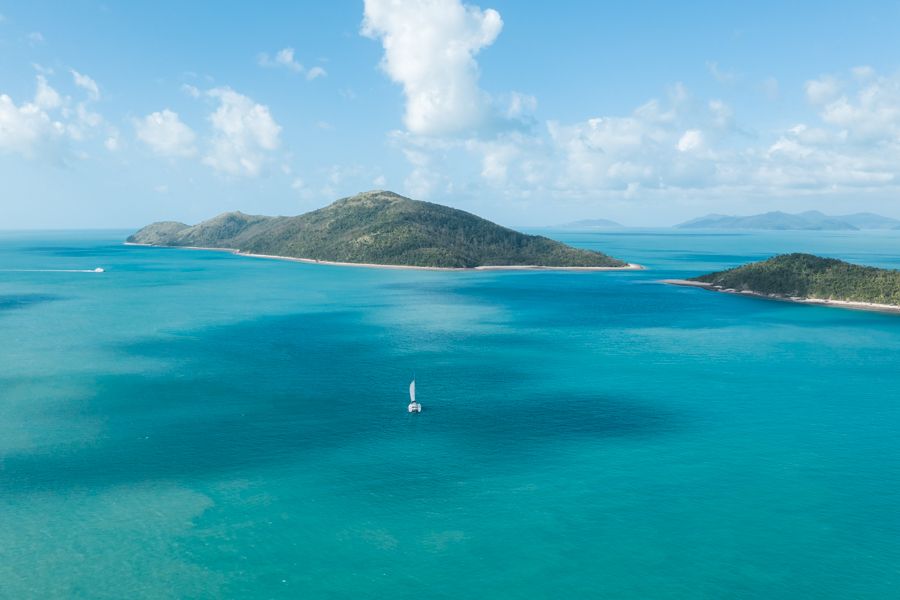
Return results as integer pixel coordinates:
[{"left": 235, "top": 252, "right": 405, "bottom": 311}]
[{"left": 0, "top": 268, "right": 105, "bottom": 273}]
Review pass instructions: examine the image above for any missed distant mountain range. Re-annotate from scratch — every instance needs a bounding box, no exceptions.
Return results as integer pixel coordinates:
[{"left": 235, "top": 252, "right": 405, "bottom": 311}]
[
  {"left": 128, "top": 190, "right": 627, "bottom": 269},
  {"left": 676, "top": 211, "right": 900, "bottom": 231},
  {"left": 556, "top": 218, "right": 623, "bottom": 229}
]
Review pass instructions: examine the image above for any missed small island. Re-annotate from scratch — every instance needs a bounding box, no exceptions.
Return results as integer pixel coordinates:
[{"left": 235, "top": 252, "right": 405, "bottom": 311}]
[
  {"left": 666, "top": 253, "right": 900, "bottom": 313},
  {"left": 127, "top": 190, "right": 639, "bottom": 270}
]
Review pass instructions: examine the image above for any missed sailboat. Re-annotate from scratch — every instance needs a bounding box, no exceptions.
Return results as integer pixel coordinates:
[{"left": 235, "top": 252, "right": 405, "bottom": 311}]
[{"left": 407, "top": 377, "right": 422, "bottom": 413}]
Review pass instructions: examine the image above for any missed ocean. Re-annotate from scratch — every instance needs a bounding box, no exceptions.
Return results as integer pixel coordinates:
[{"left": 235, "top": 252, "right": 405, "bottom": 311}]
[{"left": 1, "top": 228, "right": 899, "bottom": 598}]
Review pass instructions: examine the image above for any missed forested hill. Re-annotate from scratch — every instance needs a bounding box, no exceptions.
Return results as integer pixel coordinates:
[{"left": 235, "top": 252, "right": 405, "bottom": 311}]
[
  {"left": 692, "top": 253, "right": 900, "bottom": 305},
  {"left": 127, "top": 190, "right": 627, "bottom": 269}
]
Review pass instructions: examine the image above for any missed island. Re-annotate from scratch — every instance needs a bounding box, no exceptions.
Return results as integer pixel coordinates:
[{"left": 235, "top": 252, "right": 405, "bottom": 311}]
[
  {"left": 127, "top": 190, "right": 640, "bottom": 270},
  {"left": 665, "top": 253, "right": 900, "bottom": 313},
  {"left": 675, "top": 210, "right": 900, "bottom": 231}
]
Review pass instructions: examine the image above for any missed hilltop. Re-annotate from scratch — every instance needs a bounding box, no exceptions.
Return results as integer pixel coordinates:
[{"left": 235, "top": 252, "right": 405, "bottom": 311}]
[
  {"left": 128, "top": 191, "right": 630, "bottom": 269},
  {"left": 678, "top": 253, "right": 900, "bottom": 310}
]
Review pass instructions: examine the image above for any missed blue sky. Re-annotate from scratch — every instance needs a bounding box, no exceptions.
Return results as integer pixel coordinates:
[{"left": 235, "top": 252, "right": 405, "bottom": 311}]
[{"left": 2, "top": 0, "right": 900, "bottom": 228}]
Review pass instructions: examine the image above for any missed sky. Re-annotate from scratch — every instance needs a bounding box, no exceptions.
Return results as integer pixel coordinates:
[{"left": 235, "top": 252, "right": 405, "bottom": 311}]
[{"left": 2, "top": 0, "right": 900, "bottom": 228}]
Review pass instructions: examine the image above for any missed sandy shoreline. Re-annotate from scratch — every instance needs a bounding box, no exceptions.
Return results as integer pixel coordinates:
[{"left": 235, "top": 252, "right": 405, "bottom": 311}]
[
  {"left": 663, "top": 278, "right": 900, "bottom": 315},
  {"left": 125, "top": 242, "right": 644, "bottom": 272}
]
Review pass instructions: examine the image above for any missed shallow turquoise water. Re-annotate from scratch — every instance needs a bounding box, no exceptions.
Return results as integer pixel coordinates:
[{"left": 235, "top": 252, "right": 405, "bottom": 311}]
[{"left": 1, "top": 229, "right": 899, "bottom": 598}]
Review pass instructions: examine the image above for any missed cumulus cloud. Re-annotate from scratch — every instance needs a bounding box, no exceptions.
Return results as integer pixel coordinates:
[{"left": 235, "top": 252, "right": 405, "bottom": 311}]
[
  {"left": 104, "top": 134, "right": 120, "bottom": 152},
  {"left": 0, "top": 74, "right": 106, "bottom": 159},
  {"left": 34, "top": 75, "right": 62, "bottom": 110},
  {"left": 504, "top": 92, "right": 537, "bottom": 119},
  {"left": 387, "top": 67, "right": 900, "bottom": 204},
  {"left": 71, "top": 69, "right": 100, "bottom": 100},
  {"left": 362, "top": 0, "right": 503, "bottom": 135},
  {"left": 0, "top": 73, "right": 116, "bottom": 160},
  {"left": 815, "top": 72, "right": 900, "bottom": 141},
  {"left": 258, "top": 48, "right": 327, "bottom": 80},
  {"left": 66, "top": 102, "right": 103, "bottom": 141},
  {"left": 535, "top": 94, "right": 732, "bottom": 192},
  {"left": 134, "top": 109, "right": 197, "bottom": 157},
  {"left": 805, "top": 75, "right": 841, "bottom": 104},
  {"left": 0, "top": 93, "right": 64, "bottom": 157},
  {"left": 677, "top": 129, "right": 703, "bottom": 152},
  {"left": 203, "top": 87, "right": 281, "bottom": 177},
  {"left": 259, "top": 47, "right": 304, "bottom": 72},
  {"left": 306, "top": 66, "right": 327, "bottom": 80}
]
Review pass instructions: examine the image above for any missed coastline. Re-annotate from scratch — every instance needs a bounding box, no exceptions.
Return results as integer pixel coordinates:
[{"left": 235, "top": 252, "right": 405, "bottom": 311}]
[
  {"left": 125, "top": 242, "right": 644, "bottom": 272},
  {"left": 663, "top": 278, "right": 900, "bottom": 315}
]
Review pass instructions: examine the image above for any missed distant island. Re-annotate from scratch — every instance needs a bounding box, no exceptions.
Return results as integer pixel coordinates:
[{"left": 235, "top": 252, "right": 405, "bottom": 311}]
[
  {"left": 675, "top": 210, "right": 900, "bottom": 231},
  {"left": 556, "top": 218, "right": 623, "bottom": 229},
  {"left": 128, "top": 191, "right": 637, "bottom": 270},
  {"left": 666, "top": 253, "right": 900, "bottom": 313}
]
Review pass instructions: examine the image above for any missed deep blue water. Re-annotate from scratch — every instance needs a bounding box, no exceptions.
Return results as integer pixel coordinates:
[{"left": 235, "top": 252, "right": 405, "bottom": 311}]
[{"left": 1, "top": 229, "right": 899, "bottom": 598}]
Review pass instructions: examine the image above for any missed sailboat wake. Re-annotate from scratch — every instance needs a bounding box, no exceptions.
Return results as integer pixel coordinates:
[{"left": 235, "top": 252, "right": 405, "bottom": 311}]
[{"left": 0, "top": 268, "right": 105, "bottom": 273}]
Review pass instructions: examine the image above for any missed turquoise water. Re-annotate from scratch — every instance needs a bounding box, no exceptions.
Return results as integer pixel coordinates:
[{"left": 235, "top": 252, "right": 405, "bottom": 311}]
[{"left": 1, "top": 229, "right": 899, "bottom": 598}]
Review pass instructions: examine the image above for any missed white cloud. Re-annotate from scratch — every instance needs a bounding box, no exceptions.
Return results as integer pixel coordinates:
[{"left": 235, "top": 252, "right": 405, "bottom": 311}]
[
  {"left": 0, "top": 93, "right": 64, "bottom": 157},
  {"left": 34, "top": 75, "right": 62, "bottom": 110},
  {"left": 66, "top": 102, "right": 103, "bottom": 140},
  {"left": 104, "top": 134, "right": 120, "bottom": 152},
  {"left": 0, "top": 75, "right": 114, "bottom": 159},
  {"left": 27, "top": 31, "right": 44, "bottom": 44},
  {"left": 805, "top": 75, "right": 841, "bottom": 104},
  {"left": 203, "top": 87, "right": 281, "bottom": 177},
  {"left": 275, "top": 48, "right": 302, "bottom": 71},
  {"left": 815, "top": 73, "right": 900, "bottom": 141},
  {"left": 260, "top": 47, "right": 303, "bottom": 72},
  {"left": 362, "top": 0, "right": 503, "bottom": 135},
  {"left": 851, "top": 65, "right": 875, "bottom": 81},
  {"left": 478, "top": 141, "right": 517, "bottom": 183},
  {"left": 181, "top": 84, "right": 201, "bottom": 98},
  {"left": 306, "top": 66, "right": 327, "bottom": 80},
  {"left": 134, "top": 109, "right": 197, "bottom": 157},
  {"left": 71, "top": 70, "right": 100, "bottom": 100},
  {"left": 538, "top": 80, "right": 896, "bottom": 195},
  {"left": 258, "top": 48, "right": 327, "bottom": 82},
  {"left": 388, "top": 68, "right": 900, "bottom": 205},
  {"left": 505, "top": 92, "right": 537, "bottom": 119},
  {"left": 677, "top": 129, "right": 703, "bottom": 152},
  {"left": 706, "top": 61, "right": 737, "bottom": 84}
]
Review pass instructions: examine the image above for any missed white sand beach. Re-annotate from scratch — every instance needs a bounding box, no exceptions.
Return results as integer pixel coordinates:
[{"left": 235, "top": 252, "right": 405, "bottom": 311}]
[
  {"left": 663, "top": 278, "right": 900, "bottom": 314},
  {"left": 126, "top": 243, "right": 644, "bottom": 272}
]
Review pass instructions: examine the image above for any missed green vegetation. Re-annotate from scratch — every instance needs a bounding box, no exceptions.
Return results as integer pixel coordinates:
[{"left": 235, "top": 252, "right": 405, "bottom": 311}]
[
  {"left": 128, "top": 190, "right": 627, "bottom": 268},
  {"left": 693, "top": 253, "right": 900, "bottom": 305}
]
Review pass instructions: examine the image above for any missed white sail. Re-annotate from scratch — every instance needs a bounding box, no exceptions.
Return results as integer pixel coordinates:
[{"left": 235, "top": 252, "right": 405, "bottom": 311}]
[{"left": 409, "top": 379, "right": 416, "bottom": 404}]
